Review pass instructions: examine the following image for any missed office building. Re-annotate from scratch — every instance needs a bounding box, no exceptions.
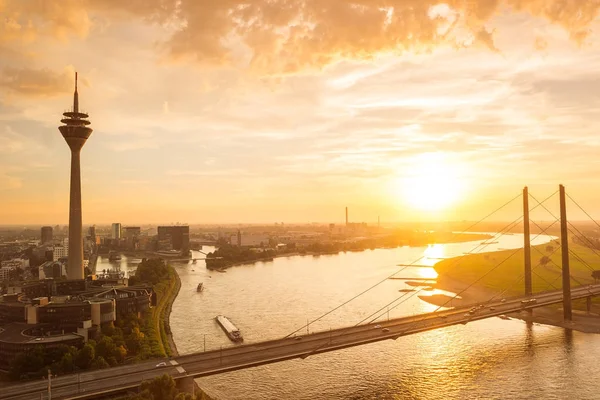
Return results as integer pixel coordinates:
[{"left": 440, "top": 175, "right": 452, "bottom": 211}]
[
  {"left": 157, "top": 226, "right": 190, "bottom": 251},
  {"left": 58, "top": 72, "right": 92, "bottom": 280},
  {"left": 123, "top": 226, "right": 141, "bottom": 238},
  {"left": 41, "top": 226, "right": 53, "bottom": 244},
  {"left": 112, "top": 223, "right": 122, "bottom": 239}
]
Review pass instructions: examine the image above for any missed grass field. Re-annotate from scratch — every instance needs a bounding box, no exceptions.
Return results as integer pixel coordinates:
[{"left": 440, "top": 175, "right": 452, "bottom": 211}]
[
  {"left": 147, "top": 265, "right": 179, "bottom": 357},
  {"left": 434, "top": 240, "right": 600, "bottom": 297}
]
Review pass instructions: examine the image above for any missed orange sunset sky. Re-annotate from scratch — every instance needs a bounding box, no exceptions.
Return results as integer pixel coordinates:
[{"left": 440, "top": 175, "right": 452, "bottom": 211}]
[{"left": 2, "top": 1, "right": 600, "bottom": 224}]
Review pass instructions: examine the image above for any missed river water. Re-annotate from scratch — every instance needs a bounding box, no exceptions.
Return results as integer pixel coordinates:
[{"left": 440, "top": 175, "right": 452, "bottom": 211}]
[{"left": 98, "top": 234, "right": 600, "bottom": 399}]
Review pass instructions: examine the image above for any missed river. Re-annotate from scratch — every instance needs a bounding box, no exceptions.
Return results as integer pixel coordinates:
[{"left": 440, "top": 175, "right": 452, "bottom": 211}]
[{"left": 98, "top": 234, "right": 600, "bottom": 399}]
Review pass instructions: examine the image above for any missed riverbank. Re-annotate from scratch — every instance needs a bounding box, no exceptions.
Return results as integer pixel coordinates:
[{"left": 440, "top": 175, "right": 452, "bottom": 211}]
[
  {"left": 163, "top": 266, "right": 181, "bottom": 356},
  {"left": 208, "top": 232, "right": 493, "bottom": 270},
  {"left": 427, "top": 242, "right": 600, "bottom": 334}
]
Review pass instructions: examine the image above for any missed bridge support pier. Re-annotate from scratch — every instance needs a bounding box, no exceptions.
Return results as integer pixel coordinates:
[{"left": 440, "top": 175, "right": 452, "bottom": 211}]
[
  {"left": 587, "top": 296, "right": 592, "bottom": 313},
  {"left": 523, "top": 186, "right": 532, "bottom": 298},
  {"left": 176, "top": 376, "right": 197, "bottom": 396},
  {"left": 559, "top": 184, "right": 573, "bottom": 321}
]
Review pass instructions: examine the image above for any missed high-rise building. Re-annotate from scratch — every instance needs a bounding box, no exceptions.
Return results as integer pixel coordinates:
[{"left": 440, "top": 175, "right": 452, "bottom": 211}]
[
  {"left": 157, "top": 226, "right": 189, "bottom": 251},
  {"left": 123, "top": 227, "right": 141, "bottom": 238},
  {"left": 41, "top": 226, "right": 53, "bottom": 244},
  {"left": 112, "top": 223, "right": 122, "bottom": 239},
  {"left": 89, "top": 225, "right": 96, "bottom": 239},
  {"left": 123, "top": 227, "right": 141, "bottom": 250},
  {"left": 58, "top": 72, "right": 92, "bottom": 280}
]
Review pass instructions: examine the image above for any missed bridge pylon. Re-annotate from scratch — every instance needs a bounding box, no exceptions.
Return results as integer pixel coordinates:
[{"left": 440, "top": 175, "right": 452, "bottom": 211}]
[
  {"left": 523, "top": 186, "right": 532, "bottom": 297},
  {"left": 559, "top": 184, "right": 573, "bottom": 321}
]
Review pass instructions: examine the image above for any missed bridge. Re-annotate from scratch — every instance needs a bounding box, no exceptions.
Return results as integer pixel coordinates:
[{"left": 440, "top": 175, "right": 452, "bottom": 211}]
[
  {"left": 3, "top": 185, "right": 600, "bottom": 399},
  {"left": 2, "top": 283, "right": 600, "bottom": 400}
]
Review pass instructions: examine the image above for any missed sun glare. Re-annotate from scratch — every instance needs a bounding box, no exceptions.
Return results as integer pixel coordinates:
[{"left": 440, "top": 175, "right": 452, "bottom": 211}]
[{"left": 398, "top": 153, "right": 466, "bottom": 212}]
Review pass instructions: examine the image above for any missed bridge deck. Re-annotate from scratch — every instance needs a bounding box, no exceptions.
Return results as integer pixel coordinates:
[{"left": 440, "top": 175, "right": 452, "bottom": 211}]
[{"left": 3, "top": 284, "right": 600, "bottom": 400}]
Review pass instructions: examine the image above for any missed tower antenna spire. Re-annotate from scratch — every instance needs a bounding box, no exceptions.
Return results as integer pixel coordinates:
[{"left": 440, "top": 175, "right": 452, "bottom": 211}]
[{"left": 73, "top": 71, "right": 79, "bottom": 114}]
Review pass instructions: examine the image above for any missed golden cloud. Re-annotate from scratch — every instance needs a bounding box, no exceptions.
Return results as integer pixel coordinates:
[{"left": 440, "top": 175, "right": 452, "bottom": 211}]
[
  {"left": 0, "top": 67, "right": 74, "bottom": 97},
  {"left": 1, "top": 0, "right": 599, "bottom": 74}
]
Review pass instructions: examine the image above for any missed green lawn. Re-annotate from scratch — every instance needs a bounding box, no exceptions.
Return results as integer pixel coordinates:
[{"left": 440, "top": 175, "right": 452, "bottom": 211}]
[{"left": 434, "top": 241, "right": 600, "bottom": 296}]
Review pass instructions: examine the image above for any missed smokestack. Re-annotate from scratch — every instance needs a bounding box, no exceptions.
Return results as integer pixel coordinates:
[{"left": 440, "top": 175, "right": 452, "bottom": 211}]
[{"left": 345, "top": 207, "right": 348, "bottom": 226}]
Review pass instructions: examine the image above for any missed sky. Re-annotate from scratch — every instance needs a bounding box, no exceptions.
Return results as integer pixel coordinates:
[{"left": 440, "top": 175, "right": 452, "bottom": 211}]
[{"left": 2, "top": 0, "right": 600, "bottom": 225}]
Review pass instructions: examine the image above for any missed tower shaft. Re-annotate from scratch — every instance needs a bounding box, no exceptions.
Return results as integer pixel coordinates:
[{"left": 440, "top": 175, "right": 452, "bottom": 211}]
[{"left": 67, "top": 149, "right": 84, "bottom": 280}]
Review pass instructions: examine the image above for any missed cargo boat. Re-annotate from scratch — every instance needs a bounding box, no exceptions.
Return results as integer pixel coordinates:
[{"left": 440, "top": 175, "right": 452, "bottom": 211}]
[{"left": 215, "top": 315, "right": 243, "bottom": 342}]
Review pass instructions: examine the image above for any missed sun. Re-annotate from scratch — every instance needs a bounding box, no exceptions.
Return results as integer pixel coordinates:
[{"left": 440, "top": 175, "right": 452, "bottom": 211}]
[{"left": 397, "top": 153, "right": 466, "bottom": 212}]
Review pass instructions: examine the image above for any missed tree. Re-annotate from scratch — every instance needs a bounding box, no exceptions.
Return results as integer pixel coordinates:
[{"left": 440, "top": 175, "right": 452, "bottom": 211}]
[
  {"left": 539, "top": 256, "right": 551, "bottom": 266},
  {"left": 59, "top": 352, "right": 74, "bottom": 374},
  {"left": 95, "top": 336, "right": 117, "bottom": 361},
  {"left": 546, "top": 245, "right": 554, "bottom": 253},
  {"left": 139, "top": 374, "right": 177, "bottom": 400},
  {"left": 90, "top": 356, "right": 110, "bottom": 370},
  {"left": 126, "top": 327, "right": 145, "bottom": 354},
  {"left": 174, "top": 394, "right": 194, "bottom": 400},
  {"left": 76, "top": 343, "right": 95, "bottom": 370},
  {"left": 592, "top": 270, "right": 600, "bottom": 283}
]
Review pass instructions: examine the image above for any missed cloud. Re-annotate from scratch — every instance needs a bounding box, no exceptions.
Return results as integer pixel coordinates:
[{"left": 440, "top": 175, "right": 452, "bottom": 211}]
[
  {"left": 0, "top": 126, "right": 25, "bottom": 153},
  {"left": 160, "top": 0, "right": 600, "bottom": 73},
  {"left": 2, "top": 1, "right": 600, "bottom": 75},
  {"left": 0, "top": 66, "right": 74, "bottom": 97},
  {"left": 112, "top": 140, "right": 160, "bottom": 152}
]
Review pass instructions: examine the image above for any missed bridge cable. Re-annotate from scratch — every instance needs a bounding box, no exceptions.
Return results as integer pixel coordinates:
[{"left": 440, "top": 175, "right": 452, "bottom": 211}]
[
  {"left": 358, "top": 191, "right": 560, "bottom": 325},
  {"left": 283, "top": 192, "right": 523, "bottom": 338},
  {"left": 428, "top": 192, "right": 559, "bottom": 312},
  {"left": 372, "top": 224, "right": 563, "bottom": 332},
  {"left": 360, "top": 216, "right": 529, "bottom": 325},
  {"left": 355, "top": 212, "right": 529, "bottom": 325},
  {"left": 527, "top": 220, "right": 596, "bottom": 296},
  {"left": 529, "top": 193, "right": 600, "bottom": 267},
  {"left": 529, "top": 193, "right": 600, "bottom": 277},
  {"left": 567, "top": 193, "right": 600, "bottom": 233}
]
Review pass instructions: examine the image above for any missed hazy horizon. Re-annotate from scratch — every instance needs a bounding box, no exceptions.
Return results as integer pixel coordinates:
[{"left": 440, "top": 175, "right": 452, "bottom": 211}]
[{"left": 3, "top": 2, "right": 600, "bottom": 224}]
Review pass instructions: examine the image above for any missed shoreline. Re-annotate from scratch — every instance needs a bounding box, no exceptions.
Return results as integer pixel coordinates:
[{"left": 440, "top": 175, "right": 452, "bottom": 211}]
[
  {"left": 424, "top": 275, "right": 600, "bottom": 334},
  {"left": 164, "top": 266, "right": 182, "bottom": 357},
  {"left": 207, "top": 234, "right": 493, "bottom": 270}
]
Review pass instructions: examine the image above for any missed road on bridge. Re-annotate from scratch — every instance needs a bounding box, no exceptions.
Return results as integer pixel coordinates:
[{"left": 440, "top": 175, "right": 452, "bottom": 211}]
[{"left": 3, "top": 284, "right": 600, "bottom": 400}]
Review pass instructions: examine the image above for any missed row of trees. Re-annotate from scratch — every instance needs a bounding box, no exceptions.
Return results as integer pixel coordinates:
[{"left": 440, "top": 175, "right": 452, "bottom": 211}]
[
  {"left": 205, "top": 244, "right": 276, "bottom": 269},
  {"left": 9, "top": 259, "right": 172, "bottom": 380},
  {"left": 121, "top": 374, "right": 210, "bottom": 400}
]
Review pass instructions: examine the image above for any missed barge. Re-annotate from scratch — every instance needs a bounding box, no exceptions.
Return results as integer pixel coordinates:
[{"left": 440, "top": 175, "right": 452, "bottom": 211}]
[{"left": 215, "top": 315, "right": 243, "bottom": 342}]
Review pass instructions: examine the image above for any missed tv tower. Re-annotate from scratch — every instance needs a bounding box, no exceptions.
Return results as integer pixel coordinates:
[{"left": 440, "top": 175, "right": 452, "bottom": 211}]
[{"left": 59, "top": 73, "right": 92, "bottom": 280}]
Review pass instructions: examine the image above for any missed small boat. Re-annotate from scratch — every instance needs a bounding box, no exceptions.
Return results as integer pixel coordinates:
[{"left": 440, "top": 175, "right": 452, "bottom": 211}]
[
  {"left": 481, "top": 241, "right": 499, "bottom": 245},
  {"left": 197, "top": 282, "right": 204, "bottom": 292},
  {"left": 498, "top": 315, "right": 510, "bottom": 320}
]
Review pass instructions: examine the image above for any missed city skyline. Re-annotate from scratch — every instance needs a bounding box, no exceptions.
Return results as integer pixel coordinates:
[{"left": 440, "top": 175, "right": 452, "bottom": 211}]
[{"left": 3, "top": 2, "right": 600, "bottom": 224}]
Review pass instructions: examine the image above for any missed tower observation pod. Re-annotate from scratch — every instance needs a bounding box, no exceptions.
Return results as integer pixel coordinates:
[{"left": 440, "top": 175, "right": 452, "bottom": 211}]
[{"left": 58, "top": 72, "right": 93, "bottom": 280}]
